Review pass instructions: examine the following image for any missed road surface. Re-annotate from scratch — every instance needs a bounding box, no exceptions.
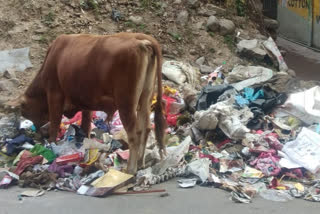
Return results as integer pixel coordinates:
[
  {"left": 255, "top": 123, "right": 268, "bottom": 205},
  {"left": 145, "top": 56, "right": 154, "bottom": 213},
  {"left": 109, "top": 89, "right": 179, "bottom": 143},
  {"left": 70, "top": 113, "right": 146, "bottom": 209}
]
[{"left": 1, "top": 179, "right": 320, "bottom": 214}]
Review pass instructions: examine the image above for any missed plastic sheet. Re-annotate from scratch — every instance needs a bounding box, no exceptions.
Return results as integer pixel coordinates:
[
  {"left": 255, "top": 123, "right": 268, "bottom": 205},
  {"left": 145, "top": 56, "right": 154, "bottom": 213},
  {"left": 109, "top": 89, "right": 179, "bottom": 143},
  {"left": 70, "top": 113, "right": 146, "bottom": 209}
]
[
  {"left": 259, "top": 189, "right": 293, "bottom": 202},
  {"left": 226, "top": 66, "right": 273, "bottom": 91},
  {"left": 282, "top": 127, "right": 320, "bottom": 173},
  {"left": 0, "top": 47, "right": 33, "bottom": 73},
  {"left": 281, "top": 86, "right": 320, "bottom": 125},
  {"left": 186, "top": 158, "right": 210, "bottom": 182}
]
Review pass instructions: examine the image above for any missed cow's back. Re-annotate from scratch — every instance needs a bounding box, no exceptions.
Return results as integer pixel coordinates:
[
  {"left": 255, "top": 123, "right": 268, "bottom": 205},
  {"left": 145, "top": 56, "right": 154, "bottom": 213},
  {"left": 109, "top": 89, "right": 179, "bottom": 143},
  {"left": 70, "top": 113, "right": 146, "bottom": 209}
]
[{"left": 41, "top": 33, "right": 156, "bottom": 111}]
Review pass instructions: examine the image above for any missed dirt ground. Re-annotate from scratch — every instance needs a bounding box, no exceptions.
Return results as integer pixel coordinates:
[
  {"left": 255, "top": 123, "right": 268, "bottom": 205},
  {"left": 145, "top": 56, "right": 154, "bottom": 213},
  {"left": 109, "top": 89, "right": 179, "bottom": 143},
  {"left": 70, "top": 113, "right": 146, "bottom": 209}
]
[{"left": 0, "top": 0, "right": 264, "bottom": 103}]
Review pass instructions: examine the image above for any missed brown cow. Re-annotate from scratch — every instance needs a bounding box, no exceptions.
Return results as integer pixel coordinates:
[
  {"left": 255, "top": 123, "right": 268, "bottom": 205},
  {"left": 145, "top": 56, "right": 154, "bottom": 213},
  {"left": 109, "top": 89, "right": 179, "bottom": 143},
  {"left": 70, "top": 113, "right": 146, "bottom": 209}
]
[{"left": 14, "top": 33, "right": 167, "bottom": 174}]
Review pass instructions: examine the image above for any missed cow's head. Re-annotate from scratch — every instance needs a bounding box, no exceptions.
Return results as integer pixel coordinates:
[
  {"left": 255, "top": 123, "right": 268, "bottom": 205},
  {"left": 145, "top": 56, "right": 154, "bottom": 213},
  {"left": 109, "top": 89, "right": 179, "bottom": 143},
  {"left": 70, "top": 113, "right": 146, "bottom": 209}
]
[
  {"left": 5, "top": 94, "right": 49, "bottom": 129},
  {"left": 20, "top": 95, "right": 49, "bottom": 129}
]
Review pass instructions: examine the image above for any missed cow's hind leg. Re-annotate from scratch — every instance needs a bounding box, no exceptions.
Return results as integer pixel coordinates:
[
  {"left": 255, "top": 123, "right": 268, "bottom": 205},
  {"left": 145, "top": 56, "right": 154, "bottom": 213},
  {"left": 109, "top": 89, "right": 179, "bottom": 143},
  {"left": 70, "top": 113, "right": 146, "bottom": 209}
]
[
  {"left": 136, "top": 72, "right": 156, "bottom": 168},
  {"left": 119, "top": 108, "right": 139, "bottom": 174},
  {"left": 47, "top": 92, "right": 64, "bottom": 142},
  {"left": 136, "top": 50, "right": 158, "bottom": 169},
  {"left": 136, "top": 101, "right": 151, "bottom": 169},
  {"left": 81, "top": 110, "right": 92, "bottom": 138}
]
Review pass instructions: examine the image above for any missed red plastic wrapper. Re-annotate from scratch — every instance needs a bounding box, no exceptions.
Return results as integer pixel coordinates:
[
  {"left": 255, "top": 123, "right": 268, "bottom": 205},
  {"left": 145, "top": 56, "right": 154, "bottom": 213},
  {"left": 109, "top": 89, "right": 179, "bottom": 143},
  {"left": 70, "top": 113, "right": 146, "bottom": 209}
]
[
  {"left": 56, "top": 153, "right": 84, "bottom": 165},
  {"left": 199, "top": 153, "right": 219, "bottom": 164}
]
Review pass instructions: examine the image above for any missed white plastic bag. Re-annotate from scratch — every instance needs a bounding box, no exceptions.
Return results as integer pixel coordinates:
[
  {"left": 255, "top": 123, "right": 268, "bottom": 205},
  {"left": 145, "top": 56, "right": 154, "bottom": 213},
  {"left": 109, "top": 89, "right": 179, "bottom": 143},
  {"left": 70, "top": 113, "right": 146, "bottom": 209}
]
[
  {"left": 281, "top": 86, "right": 320, "bottom": 125},
  {"left": 162, "top": 61, "right": 187, "bottom": 84},
  {"left": 152, "top": 136, "right": 192, "bottom": 175},
  {"left": 282, "top": 127, "right": 320, "bottom": 173},
  {"left": 186, "top": 158, "right": 210, "bottom": 182},
  {"left": 263, "top": 37, "right": 288, "bottom": 72}
]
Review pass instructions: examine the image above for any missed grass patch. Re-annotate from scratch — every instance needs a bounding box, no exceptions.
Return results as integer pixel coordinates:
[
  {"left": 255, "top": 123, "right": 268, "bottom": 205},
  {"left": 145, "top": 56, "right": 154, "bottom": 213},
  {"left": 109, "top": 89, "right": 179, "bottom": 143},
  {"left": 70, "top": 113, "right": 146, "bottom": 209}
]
[
  {"left": 140, "top": 0, "right": 161, "bottom": 10},
  {"left": 80, "top": 0, "right": 100, "bottom": 18},
  {"left": 124, "top": 21, "right": 148, "bottom": 33},
  {"left": 43, "top": 11, "right": 55, "bottom": 26},
  {"left": 168, "top": 32, "right": 182, "bottom": 41},
  {"left": 209, "top": 32, "right": 215, "bottom": 37},
  {"left": 224, "top": 35, "right": 235, "bottom": 50}
]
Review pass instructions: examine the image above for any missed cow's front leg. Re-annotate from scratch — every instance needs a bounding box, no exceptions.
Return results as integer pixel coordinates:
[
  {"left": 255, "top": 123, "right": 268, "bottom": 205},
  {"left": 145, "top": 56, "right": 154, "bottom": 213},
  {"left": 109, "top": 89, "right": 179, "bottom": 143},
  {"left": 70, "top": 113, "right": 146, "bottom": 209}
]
[
  {"left": 81, "top": 110, "right": 92, "bottom": 138},
  {"left": 47, "top": 92, "right": 64, "bottom": 142}
]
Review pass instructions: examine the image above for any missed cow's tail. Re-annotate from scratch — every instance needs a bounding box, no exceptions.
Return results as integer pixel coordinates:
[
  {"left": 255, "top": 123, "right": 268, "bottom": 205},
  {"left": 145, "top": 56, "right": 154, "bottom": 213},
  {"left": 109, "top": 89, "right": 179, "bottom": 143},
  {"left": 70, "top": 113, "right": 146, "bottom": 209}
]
[{"left": 152, "top": 40, "right": 167, "bottom": 159}]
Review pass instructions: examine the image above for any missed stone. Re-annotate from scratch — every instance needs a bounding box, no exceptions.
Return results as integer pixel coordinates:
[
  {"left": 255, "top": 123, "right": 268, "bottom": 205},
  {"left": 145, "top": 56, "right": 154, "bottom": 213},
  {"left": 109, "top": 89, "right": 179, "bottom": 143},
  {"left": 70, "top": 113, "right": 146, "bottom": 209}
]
[
  {"left": 196, "top": 56, "right": 205, "bottom": 66},
  {"left": 200, "top": 65, "right": 213, "bottom": 74},
  {"left": 187, "top": 0, "right": 200, "bottom": 9},
  {"left": 32, "top": 35, "right": 42, "bottom": 41},
  {"left": 35, "top": 27, "right": 47, "bottom": 34},
  {"left": 264, "top": 18, "right": 279, "bottom": 30},
  {"left": 189, "top": 49, "right": 197, "bottom": 55},
  {"left": 236, "top": 39, "right": 267, "bottom": 61},
  {"left": 255, "top": 34, "right": 268, "bottom": 40},
  {"left": 207, "top": 4, "right": 226, "bottom": 15},
  {"left": 219, "top": 19, "right": 235, "bottom": 36},
  {"left": 194, "top": 21, "right": 204, "bottom": 30},
  {"left": 128, "top": 16, "right": 143, "bottom": 25},
  {"left": 0, "top": 79, "right": 16, "bottom": 91},
  {"left": 3, "top": 68, "right": 16, "bottom": 79},
  {"left": 176, "top": 10, "right": 189, "bottom": 25},
  {"left": 197, "top": 8, "right": 217, "bottom": 17},
  {"left": 9, "top": 78, "right": 20, "bottom": 86},
  {"left": 206, "top": 16, "right": 220, "bottom": 32},
  {"left": 173, "top": 0, "right": 182, "bottom": 4},
  {"left": 287, "top": 69, "right": 296, "bottom": 77}
]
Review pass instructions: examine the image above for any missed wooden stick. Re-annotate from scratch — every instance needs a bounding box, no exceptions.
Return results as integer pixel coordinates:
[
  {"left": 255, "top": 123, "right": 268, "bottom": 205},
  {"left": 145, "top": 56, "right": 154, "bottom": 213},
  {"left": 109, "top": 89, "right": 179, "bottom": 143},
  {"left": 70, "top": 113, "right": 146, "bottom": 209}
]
[{"left": 113, "top": 189, "right": 166, "bottom": 195}]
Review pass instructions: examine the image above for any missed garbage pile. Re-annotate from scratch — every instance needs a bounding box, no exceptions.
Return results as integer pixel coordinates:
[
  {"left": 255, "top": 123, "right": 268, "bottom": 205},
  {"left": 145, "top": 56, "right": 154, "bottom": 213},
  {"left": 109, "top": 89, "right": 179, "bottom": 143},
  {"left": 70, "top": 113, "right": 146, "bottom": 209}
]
[{"left": 1, "top": 37, "right": 320, "bottom": 203}]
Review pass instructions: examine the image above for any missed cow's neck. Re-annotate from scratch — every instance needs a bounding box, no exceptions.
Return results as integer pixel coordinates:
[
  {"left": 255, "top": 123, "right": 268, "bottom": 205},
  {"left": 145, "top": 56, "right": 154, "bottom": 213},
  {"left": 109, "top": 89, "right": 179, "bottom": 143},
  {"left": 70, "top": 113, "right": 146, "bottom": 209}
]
[{"left": 25, "top": 73, "right": 46, "bottom": 98}]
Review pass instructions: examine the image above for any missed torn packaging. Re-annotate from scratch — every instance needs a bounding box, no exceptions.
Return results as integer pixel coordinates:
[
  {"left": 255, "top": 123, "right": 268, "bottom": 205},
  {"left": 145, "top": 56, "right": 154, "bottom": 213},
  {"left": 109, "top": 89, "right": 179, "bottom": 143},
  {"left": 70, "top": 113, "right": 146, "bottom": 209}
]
[
  {"left": 78, "top": 169, "right": 134, "bottom": 197},
  {"left": 196, "top": 84, "right": 233, "bottom": 111},
  {"left": 194, "top": 98, "right": 253, "bottom": 139}
]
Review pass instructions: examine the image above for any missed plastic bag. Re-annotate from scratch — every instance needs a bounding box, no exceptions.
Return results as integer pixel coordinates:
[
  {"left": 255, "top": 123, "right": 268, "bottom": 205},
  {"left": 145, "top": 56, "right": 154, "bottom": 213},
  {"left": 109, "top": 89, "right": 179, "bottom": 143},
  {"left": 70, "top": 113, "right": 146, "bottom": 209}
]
[
  {"left": 162, "top": 61, "right": 187, "bottom": 84},
  {"left": 281, "top": 86, "right": 320, "bottom": 125},
  {"left": 259, "top": 189, "right": 293, "bottom": 202},
  {"left": 186, "top": 158, "right": 210, "bottom": 182},
  {"left": 263, "top": 37, "right": 288, "bottom": 72},
  {"left": 226, "top": 66, "right": 273, "bottom": 91},
  {"left": 152, "top": 136, "right": 191, "bottom": 175},
  {"left": 0, "top": 47, "right": 33, "bottom": 73},
  {"left": 282, "top": 127, "right": 320, "bottom": 173}
]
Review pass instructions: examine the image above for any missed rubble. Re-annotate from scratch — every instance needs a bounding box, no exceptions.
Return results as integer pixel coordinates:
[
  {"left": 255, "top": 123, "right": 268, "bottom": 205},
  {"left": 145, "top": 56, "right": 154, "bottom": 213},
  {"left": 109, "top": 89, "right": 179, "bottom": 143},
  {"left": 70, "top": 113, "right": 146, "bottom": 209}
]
[
  {"left": 128, "top": 16, "right": 143, "bottom": 25},
  {"left": 3, "top": 68, "right": 16, "bottom": 79},
  {"left": 206, "top": 16, "right": 220, "bottom": 32},
  {"left": 219, "top": 19, "right": 235, "bottom": 36},
  {"left": 236, "top": 39, "right": 268, "bottom": 60},
  {"left": 176, "top": 10, "right": 189, "bottom": 25},
  {"left": 187, "top": 0, "right": 200, "bottom": 9}
]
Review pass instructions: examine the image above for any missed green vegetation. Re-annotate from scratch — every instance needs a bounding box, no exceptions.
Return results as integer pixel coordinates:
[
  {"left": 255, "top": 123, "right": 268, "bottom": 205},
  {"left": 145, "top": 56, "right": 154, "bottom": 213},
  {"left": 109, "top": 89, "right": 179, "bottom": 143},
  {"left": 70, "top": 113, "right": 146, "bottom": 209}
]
[
  {"left": 168, "top": 32, "right": 182, "bottom": 41},
  {"left": 43, "top": 11, "right": 55, "bottom": 26},
  {"left": 224, "top": 35, "right": 235, "bottom": 50}
]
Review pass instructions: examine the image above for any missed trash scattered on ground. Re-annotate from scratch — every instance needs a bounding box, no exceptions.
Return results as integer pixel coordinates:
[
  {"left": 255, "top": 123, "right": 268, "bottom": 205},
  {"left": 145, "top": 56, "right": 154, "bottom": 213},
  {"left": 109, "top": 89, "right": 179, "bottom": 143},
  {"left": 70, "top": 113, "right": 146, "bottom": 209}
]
[
  {"left": 19, "top": 189, "right": 45, "bottom": 197},
  {"left": 1, "top": 36, "right": 320, "bottom": 204},
  {"left": 177, "top": 178, "right": 197, "bottom": 188}
]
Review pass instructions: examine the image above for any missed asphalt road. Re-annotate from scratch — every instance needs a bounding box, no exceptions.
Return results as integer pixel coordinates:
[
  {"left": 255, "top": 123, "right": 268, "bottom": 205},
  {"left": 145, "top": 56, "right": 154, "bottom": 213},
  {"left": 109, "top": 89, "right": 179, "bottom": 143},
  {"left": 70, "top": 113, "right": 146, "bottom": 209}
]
[
  {"left": 277, "top": 37, "right": 320, "bottom": 81},
  {"left": 1, "top": 179, "right": 320, "bottom": 214}
]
